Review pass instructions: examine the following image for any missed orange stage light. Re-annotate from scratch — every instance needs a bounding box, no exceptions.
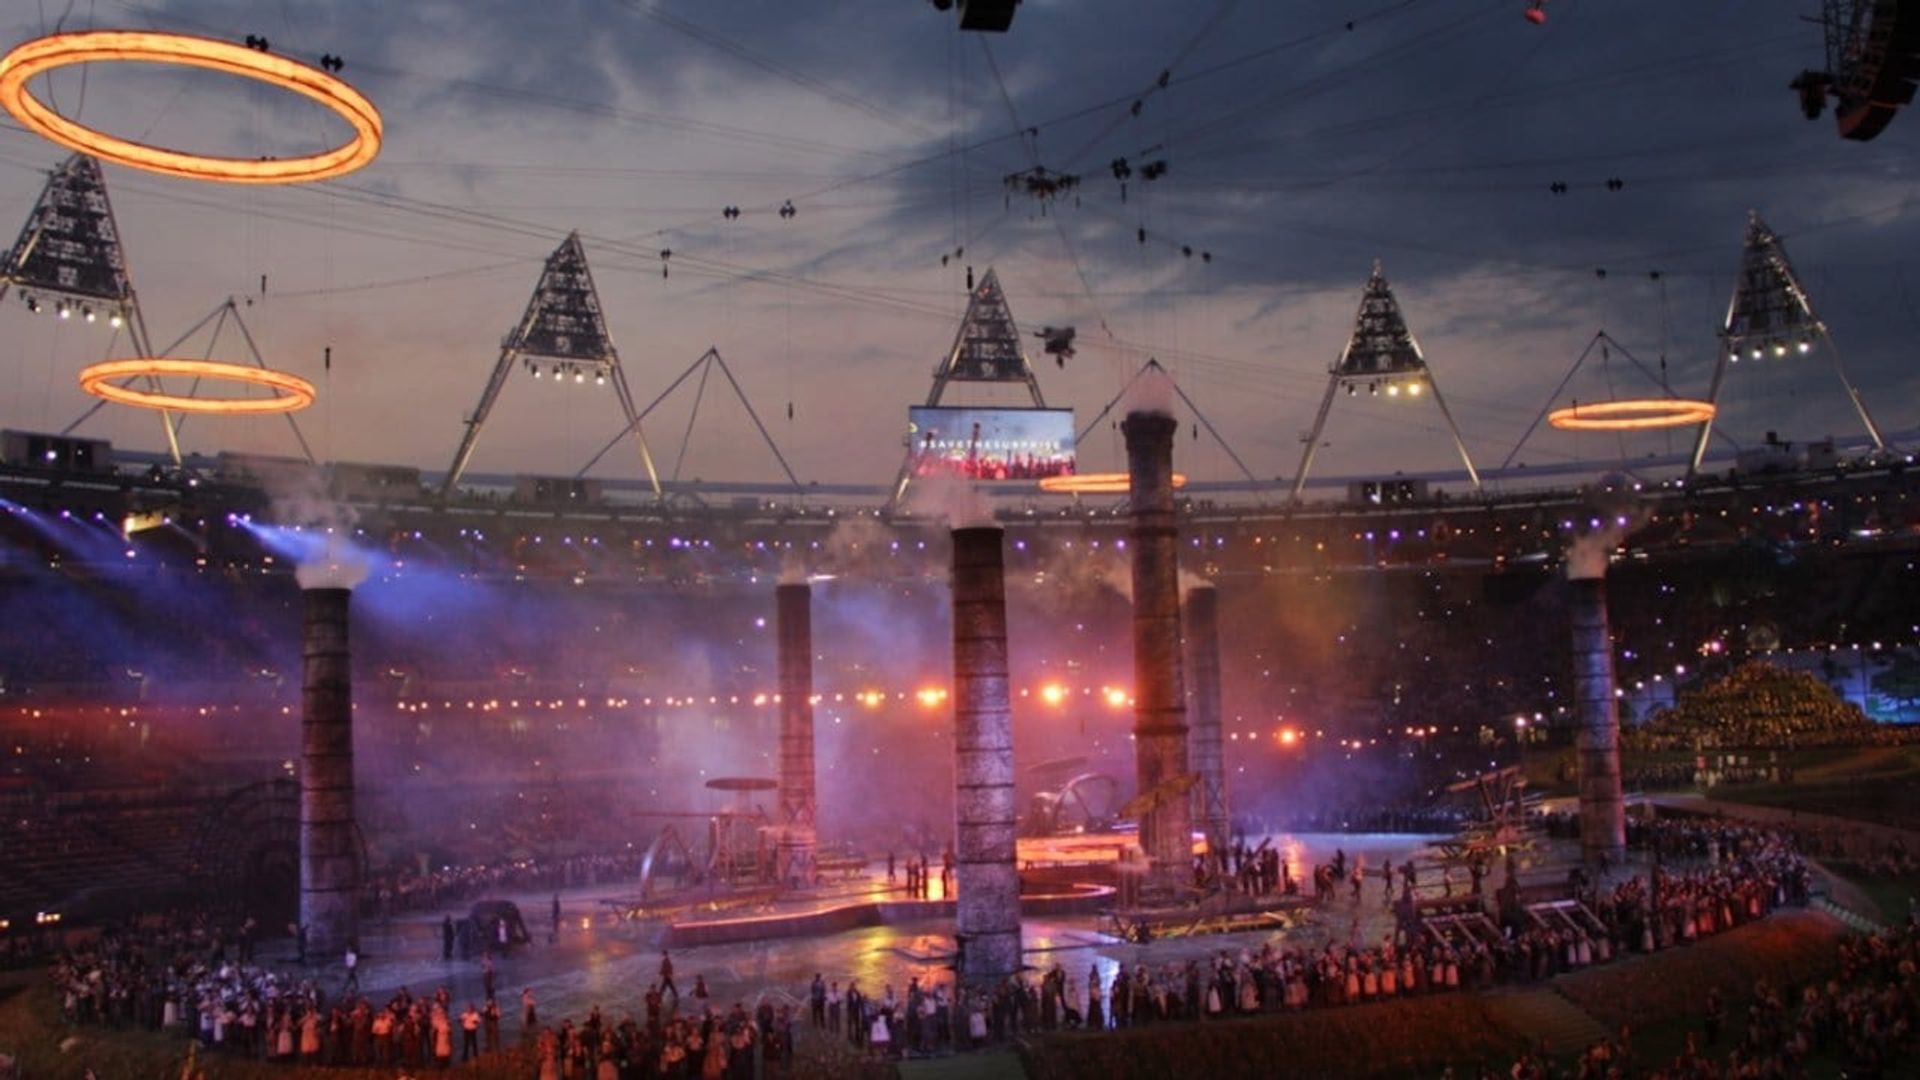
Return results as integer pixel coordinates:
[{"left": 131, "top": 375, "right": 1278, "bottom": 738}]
[
  {"left": 1039, "top": 683, "right": 1068, "bottom": 706},
  {"left": 0, "top": 31, "right": 382, "bottom": 184},
  {"left": 1037, "top": 472, "right": 1189, "bottom": 495},
  {"left": 1546, "top": 398, "right": 1715, "bottom": 432},
  {"left": 78, "top": 358, "right": 315, "bottom": 415}
]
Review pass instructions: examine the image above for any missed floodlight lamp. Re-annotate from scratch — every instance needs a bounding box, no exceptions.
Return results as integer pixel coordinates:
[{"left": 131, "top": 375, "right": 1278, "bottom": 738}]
[
  {"left": 108, "top": 310, "right": 123, "bottom": 328},
  {"left": 595, "top": 373, "right": 605, "bottom": 386},
  {"left": 1407, "top": 381, "right": 1423, "bottom": 396},
  {"left": 532, "top": 366, "right": 543, "bottom": 379},
  {"left": 57, "top": 301, "right": 70, "bottom": 319},
  {"left": 1772, "top": 342, "right": 1787, "bottom": 357},
  {"left": 574, "top": 370, "right": 585, "bottom": 384},
  {"left": 1386, "top": 383, "right": 1401, "bottom": 397},
  {"left": 1797, "top": 339, "right": 1812, "bottom": 354},
  {"left": 1750, "top": 346, "right": 1763, "bottom": 360},
  {"left": 82, "top": 305, "right": 95, "bottom": 323}
]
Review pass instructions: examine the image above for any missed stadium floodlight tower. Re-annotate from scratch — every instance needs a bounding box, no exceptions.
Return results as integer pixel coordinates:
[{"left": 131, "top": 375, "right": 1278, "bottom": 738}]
[
  {"left": 888, "top": 268, "right": 1046, "bottom": 508},
  {"left": 443, "top": 232, "right": 661, "bottom": 498},
  {"left": 1290, "top": 261, "right": 1480, "bottom": 501},
  {"left": 1791, "top": 0, "right": 1920, "bottom": 141},
  {"left": 1688, "top": 211, "right": 1886, "bottom": 475},
  {"left": 1, "top": 153, "right": 180, "bottom": 464}
]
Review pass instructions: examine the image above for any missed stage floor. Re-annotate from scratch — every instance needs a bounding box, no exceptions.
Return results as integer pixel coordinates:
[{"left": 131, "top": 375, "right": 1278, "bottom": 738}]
[{"left": 334, "top": 831, "right": 1607, "bottom": 1022}]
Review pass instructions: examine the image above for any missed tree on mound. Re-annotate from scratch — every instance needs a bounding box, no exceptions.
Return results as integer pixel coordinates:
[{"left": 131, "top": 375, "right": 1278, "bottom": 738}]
[{"left": 1634, "top": 661, "right": 1873, "bottom": 748}]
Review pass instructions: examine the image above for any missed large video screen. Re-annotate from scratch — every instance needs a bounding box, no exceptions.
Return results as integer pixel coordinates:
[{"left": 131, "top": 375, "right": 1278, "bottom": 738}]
[{"left": 907, "top": 406, "right": 1076, "bottom": 481}]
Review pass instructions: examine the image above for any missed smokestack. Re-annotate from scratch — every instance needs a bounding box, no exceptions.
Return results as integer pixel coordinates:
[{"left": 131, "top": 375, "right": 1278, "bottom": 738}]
[
  {"left": 775, "top": 582, "right": 817, "bottom": 885},
  {"left": 1123, "top": 411, "right": 1194, "bottom": 882},
  {"left": 300, "top": 586, "right": 359, "bottom": 961},
  {"left": 949, "top": 525, "right": 1021, "bottom": 981},
  {"left": 1185, "top": 584, "right": 1229, "bottom": 855},
  {"left": 1567, "top": 572, "right": 1626, "bottom": 869}
]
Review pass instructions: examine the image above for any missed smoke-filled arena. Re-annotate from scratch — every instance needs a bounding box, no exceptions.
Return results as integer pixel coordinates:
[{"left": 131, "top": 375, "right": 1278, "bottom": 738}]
[{"left": 4, "top": 4, "right": 1920, "bottom": 1078}]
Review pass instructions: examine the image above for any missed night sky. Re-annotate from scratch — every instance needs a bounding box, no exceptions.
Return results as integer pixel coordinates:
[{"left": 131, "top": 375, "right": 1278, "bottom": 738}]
[{"left": 0, "top": 0, "right": 1913, "bottom": 491}]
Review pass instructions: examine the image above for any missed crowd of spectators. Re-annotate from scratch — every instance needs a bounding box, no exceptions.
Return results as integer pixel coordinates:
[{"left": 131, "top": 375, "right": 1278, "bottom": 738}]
[
  {"left": 1482, "top": 908, "right": 1919, "bottom": 1079},
  {"left": 1625, "top": 662, "right": 1886, "bottom": 752}
]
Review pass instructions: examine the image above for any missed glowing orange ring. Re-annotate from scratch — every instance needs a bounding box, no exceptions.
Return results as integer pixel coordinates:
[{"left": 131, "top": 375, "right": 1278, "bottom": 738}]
[
  {"left": 0, "top": 31, "right": 382, "bottom": 184},
  {"left": 1548, "top": 398, "right": 1715, "bottom": 432},
  {"left": 79, "top": 358, "right": 315, "bottom": 414},
  {"left": 1037, "top": 472, "right": 1189, "bottom": 495}
]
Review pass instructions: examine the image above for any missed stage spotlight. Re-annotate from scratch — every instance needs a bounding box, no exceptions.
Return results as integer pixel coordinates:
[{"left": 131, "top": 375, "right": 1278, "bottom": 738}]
[
  {"left": 1772, "top": 342, "right": 1787, "bottom": 357},
  {"left": 23, "top": 294, "right": 38, "bottom": 313},
  {"left": 108, "top": 310, "right": 122, "bottom": 328},
  {"left": 595, "top": 372, "right": 605, "bottom": 386},
  {"left": 1386, "top": 382, "right": 1401, "bottom": 397},
  {"left": 574, "top": 370, "right": 585, "bottom": 384},
  {"left": 1408, "top": 381, "right": 1423, "bottom": 397},
  {"left": 1750, "top": 346, "right": 1763, "bottom": 360},
  {"left": 81, "top": 305, "right": 94, "bottom": 323},
  {"left": 57, "top": 301, "right": 70, "bottom": 319},
  {"left": 1797, "top": 338, "right": 1812, "bottom": 354},
  {"left": 532, "top": 366, "right": 542, "bottom": 379}
]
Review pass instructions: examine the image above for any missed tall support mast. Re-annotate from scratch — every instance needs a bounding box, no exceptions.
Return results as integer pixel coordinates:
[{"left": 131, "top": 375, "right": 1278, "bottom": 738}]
[
  {"left": 444, "top": 232, "right": 660, "bottom": 498},
  {"left": 1290, "top": 261, "right": 1480, "bottom": 500},
  {"left": 3, "top": 154, "right": 179, "bottom": 464},
  {"left": 1689, "top": 211, "right": 1886, "bottom": 475},
  {"left": 889, "top": 268, "right": 1044, "bottom": 509}
]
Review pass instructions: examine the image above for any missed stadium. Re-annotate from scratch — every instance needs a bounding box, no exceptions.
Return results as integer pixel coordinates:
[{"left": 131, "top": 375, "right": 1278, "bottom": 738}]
[{"left": 2, "top": 3, "right": 1919, "bottom": 1078}]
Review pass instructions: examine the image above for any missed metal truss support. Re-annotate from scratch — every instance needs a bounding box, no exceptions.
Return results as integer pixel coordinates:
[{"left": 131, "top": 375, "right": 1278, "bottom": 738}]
[
  {"left": 443, "top": 232, "right": 660, "bottom": 499},
  {"left": 577, "top": 348, "right": 802, "bottom": 494}
]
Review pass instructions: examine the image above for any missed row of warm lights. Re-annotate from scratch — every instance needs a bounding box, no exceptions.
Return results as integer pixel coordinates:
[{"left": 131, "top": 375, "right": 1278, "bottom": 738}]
[
  {"left": 19, "top": 292, "right": 124, "bottom": 326},
  {"left": 1729, "top": 336, "right": 1813, "bottom": 362},
  {"left": 526, "top": 360, "right": 607, "bottom": 385},
  {"left": 1345, "top": 377, "right": 1424, "bottom": 398},
  {"left": 372, "top": 685, "right": 1137, "bottom": 712}
]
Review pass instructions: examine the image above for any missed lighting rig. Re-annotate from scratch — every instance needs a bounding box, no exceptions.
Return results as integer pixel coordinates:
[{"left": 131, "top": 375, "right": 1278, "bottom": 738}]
[
  {"left": 1689, "top": 211, "right": 1887, "bottom": 473},
  {"left": 1292, "top": 261, "right": 1480, "bottom": 499}
]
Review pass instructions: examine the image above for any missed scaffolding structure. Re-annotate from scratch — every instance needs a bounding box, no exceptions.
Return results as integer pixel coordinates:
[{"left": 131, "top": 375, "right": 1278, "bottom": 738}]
[
  {"left": 2, "top": 154, "right": 178, "bottom": 464},
  {"left": 1688, "top": 211, "right": 1887, "bottom": 474},
  {"left": 445, "top": 232, "right": 660, "bottom": 497},
  {"left": 887, "top": 268, "right": 1045, "bottom": 508},
  {"left": 1291, "top": 261, "right": 1480, "bottom": 500}
]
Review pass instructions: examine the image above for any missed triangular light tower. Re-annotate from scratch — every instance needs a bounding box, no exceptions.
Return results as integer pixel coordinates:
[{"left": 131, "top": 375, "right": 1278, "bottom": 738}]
[
  {"left": 888, "top": 267, "right": 1046, "bottom": 506},
  {"left": 1688, "top": 211, "right": 1885, "bottom": 473},
  {"left": 444, "top": 232, "right": 660, "bottom": 497},
  {"left": 1290, "top": 261, "right": 1480, "bottom": 499},
  {"left": 925, "top": 268, "right": 1045, "bottom": 406},
  {"left": 2, "top": 154, "right": 140, "bottom": 330},
  {"left": 4, "top": 153, "right": 180, "bottom": 462}
]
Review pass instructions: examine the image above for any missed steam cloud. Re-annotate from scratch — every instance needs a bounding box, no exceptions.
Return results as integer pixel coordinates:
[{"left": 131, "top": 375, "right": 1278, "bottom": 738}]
[
  {"left": 258, "top": 462, "right": 371, "bottom": 590},
  {"left": 1565, "top": 474, "right": 1645, "bottom": 581},
  {"left": 1122, "top": 364, "right": 1177, "bottom": 419},
  {"left": 905, "top": 471, "right": 996, "bottom": 531}
]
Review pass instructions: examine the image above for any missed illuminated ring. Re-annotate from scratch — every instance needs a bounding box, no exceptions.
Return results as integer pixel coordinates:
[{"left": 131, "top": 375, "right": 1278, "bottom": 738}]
[
  {"left": 1037, "top": 472, "right": 1189, "bottom": 495},
  {"left": 0, "top": 31, "right": 381, "bottom": 184},
  {"left": 1547, "top": 398, "right": 1716, "bottom": 432},
  {"left": 79, "top": 358, "right": 315, "bottom": 414}
]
